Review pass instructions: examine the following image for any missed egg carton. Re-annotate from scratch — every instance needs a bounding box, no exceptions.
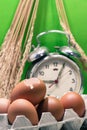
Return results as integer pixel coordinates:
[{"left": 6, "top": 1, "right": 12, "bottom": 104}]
[{"left": 0, "top": 94, "right": 87, "bottom": 130}]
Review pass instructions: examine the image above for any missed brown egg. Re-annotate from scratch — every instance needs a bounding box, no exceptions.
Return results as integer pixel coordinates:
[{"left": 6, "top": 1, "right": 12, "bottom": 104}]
[
  {"left": 60, "top": 92, "right": 85, "bottom": 117},
  {"left": 10, "top": 78, "right": 46, "bottom": 105},
  {"left": 8, "top": 99, "right": 39, "bottom": 125},
  {"left": 0, "top": 98, "right": 10, "bottom": 113},
  {"left": 37, "top": 96, "right": 64, "bottom": 121}
]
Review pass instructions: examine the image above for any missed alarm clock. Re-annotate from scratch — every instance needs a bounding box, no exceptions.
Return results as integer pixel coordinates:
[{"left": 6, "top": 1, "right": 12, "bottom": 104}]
[{"left": 27, "top": 30, "right": 83, "bottom": 97}]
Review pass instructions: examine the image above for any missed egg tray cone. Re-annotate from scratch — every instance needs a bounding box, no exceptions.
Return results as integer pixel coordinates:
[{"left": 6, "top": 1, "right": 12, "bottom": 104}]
[{"left": 0, "top": 94, "right": 87, "bottom": 130}]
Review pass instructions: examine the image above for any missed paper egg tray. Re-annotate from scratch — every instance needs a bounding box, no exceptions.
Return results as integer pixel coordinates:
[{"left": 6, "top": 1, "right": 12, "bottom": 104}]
[{"left": 0, "top": 95, "right": 87, "bottom": 130}]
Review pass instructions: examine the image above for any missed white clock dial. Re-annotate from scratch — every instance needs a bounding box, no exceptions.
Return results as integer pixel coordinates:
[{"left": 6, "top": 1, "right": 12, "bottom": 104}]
[{"left": 30, "top": 54, "right": 82, "bottom": 97}]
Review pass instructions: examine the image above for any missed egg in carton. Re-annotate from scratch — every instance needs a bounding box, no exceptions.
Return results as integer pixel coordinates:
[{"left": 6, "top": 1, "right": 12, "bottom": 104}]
[
  {"left": 0, "top": 94, "right": 87, "bottom": 130},
  {"left": 0, "top": 110, "right": 86, "bottom": 130}
]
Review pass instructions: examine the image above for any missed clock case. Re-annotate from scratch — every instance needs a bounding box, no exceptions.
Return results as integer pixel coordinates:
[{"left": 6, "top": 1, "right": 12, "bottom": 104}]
[{"left": 26, "top": 30, "right": 83, "bottom": 94}]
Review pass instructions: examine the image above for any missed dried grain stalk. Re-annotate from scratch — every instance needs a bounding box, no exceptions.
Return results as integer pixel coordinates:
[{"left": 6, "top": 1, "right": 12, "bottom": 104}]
[{"left": 0, "top": 0, "right": 39, "bottom": 98}]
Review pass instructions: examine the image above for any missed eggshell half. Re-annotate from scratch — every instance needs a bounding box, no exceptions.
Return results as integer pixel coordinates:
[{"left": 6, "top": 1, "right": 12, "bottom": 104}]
[
  {"left": 10, "top": 78, "right": 46, "bottom": 105},
  {"left": 8, "top": 99, "right": 39, "bottom": 125}
]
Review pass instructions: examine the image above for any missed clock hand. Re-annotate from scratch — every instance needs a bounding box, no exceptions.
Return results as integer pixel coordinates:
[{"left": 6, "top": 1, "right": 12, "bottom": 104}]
[
  {"left": 48, "top": 82, "right": 55, "bottom": 88},
  {"left": 43, "top": 80, "right": 55, "bottom": 83},
  {"left": 43, "top": 80, "right": 55, "bottom": 88},
  {"left": 56, "top": 63, "right": 65, "bottom": 81},
  {"left": 48, "top": 63, "right": 65, "bottom": 88}
]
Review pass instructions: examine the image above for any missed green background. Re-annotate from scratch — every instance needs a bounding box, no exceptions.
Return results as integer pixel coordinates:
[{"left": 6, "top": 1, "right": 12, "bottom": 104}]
[
  {"left": 63, "top": 0, "right": 87, "bottom": 55},
  {"left": 0, "top": 0, "right": 19, "bottom": 45},
  {"left": 0, "top": 0, "right": 87, "bottom": 93}
]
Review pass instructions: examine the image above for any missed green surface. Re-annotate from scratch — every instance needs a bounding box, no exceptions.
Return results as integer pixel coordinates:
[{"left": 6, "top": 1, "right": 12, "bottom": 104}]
[
  {"left": 63, "top": 0, "right": 87, "bottom": 55},
  {"left": 0, "top": 0, "right": 19, "bottom": 46},
  {"left": 0, "top": 0, "right": 87, "bottom": 94}
]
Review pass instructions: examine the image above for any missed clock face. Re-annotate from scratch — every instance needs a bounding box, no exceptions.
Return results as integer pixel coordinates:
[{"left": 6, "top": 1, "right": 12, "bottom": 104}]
[{"left": 30, "top": 54, "right": 82, "bottom": 97}]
